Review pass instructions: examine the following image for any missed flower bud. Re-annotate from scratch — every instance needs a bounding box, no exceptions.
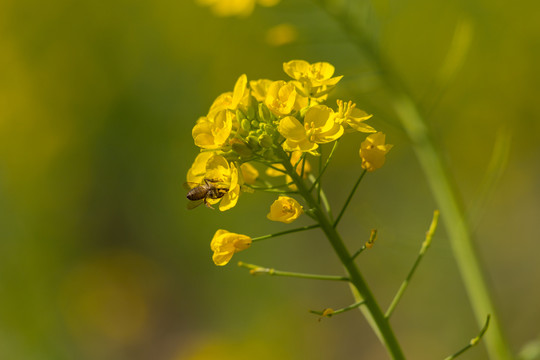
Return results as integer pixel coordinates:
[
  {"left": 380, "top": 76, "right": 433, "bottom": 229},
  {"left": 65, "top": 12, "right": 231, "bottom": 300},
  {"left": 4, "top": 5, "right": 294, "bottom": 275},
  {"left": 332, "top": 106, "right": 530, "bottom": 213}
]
[
  {"left": 232, "top": 142, "right": 253, "bottom": 157},
  {"left": 258, "top": 134, "right": 273, "bottom": 148},
  {"left": 211, "top": 229, "right": 252, "bottom": 266},
  {"left": 236, "top": 109, "right": 246, "bottom": 122},
  {"left": 258, "top": 103, "right": 272, "bottom": 123},
  {"left": 241, "top": 118, "right": 251, "bottom": 131}
]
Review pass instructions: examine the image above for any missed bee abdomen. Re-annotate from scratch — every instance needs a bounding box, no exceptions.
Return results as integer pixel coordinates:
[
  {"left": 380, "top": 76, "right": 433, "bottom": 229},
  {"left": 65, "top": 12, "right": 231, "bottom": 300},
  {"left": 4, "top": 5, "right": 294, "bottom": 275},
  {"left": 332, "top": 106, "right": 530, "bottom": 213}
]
[{"left": 187, "top": 187, "right": 206, "bottom": 201}]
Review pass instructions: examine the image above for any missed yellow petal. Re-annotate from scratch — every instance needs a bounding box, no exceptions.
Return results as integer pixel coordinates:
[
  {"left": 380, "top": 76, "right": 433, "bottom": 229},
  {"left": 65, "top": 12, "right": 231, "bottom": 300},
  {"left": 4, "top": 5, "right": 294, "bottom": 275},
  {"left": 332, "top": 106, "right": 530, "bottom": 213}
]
[
  {"left": 278, "top": 116, "right": 307, "bottom": 141},
  {"left": 283, "top": 60, "right": 310, "bottom": 80}
]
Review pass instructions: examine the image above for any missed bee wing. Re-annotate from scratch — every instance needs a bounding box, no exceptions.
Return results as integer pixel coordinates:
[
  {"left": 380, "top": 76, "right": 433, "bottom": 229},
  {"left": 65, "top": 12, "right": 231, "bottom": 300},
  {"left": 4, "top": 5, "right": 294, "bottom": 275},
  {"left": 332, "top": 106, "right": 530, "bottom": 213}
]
[{"left": 187, "top": 199, "right": 204, "bottom": 210}]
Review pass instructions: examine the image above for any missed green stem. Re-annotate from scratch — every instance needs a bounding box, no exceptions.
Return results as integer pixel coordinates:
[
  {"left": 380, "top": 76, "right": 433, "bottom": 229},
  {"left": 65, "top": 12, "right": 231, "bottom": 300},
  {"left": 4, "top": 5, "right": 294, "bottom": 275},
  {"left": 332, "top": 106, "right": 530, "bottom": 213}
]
[
  {"left": 311, "top": 2, "right": 512, "bottom": 358},
  {"left": 251, "top": 224, "right": 320, "bottom": 242},
  {"left": 351, "top": 229, "right": 377, "bottom": 260},
  {"left": 385, "top": 210, "right": 439, "bottom": 318},
  {"left": 310, "top": 300, "right": 366, "bottom": 317},
  {"left": 280, "top": 150, "right": 405, "bottom": 360},
  {"left": 309, "top": 140, "right": 340, "bottom": 192},
  {"left": 389, "top": 93, "right": 512, "bottom": 360},
  {"left": 238, "top": 262, "right": 350, "bottom": 281},
  {"left": 444, "top": 315, "right": 491, "bottom": 360},
  {"left": 334, "top": 169, "right": 367, "bottom": 228},
  {"left": 308, "top": 174, "right": 333, "bottom": 220}
]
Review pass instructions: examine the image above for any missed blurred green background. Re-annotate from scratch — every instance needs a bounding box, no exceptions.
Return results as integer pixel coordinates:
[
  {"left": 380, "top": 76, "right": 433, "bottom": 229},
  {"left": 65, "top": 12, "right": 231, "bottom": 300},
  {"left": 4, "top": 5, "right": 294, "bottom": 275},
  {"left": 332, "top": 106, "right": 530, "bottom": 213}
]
[{"left": 1, "top": 0, "right": 539, "bottom": 359}]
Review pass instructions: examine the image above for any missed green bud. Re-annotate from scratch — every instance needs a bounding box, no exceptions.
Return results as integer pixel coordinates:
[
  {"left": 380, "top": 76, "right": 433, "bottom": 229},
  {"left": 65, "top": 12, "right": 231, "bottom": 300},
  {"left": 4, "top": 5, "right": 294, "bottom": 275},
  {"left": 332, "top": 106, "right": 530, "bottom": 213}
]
[
  {"left": 241, "top": 118, "right": 251, "bottom": 131},
  {"left": 263, "top": 123, "right": 276, "bottom": 136},
  {"left": 251, "top": 120, "right": 259, "bottom": 128},
  {"left": 258, "top": 103, "right": 271, "bottom": 123},
  {"left": 236, "top": 109, "right": 246, "bottom": 122},
  {"left": 232, "top": 142, "right": 253, "bottom": 158},
  {"left": 220, "top": 149, "right": 239, "bottom": 162},
  {"left": 247, "top": 135, "right": 260, "bottom": 149},
  {"left": 246, "top": 102, "right": 256, "bottom": 120},
  {"left": 258, "top": 134, "right": 273, "bottom": 148}
]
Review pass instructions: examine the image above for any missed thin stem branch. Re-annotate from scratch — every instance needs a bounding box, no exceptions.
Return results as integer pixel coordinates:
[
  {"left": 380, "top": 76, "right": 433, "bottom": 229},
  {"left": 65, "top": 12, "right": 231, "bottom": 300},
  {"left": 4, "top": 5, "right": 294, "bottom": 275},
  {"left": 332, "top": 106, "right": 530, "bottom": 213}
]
[
  {"left": 334, "top": 169, "right": 367, "bottom": 228},
  {"left": 310, "top": 300, "right": 366, "bottom": 317},
  {"left": 251, "top": 224, "right": 320, "bottom": 242},
  {"left": 385, "top": 210, "right": 439, "bottom": 318},
  {"left": 444, "top": 315, "right": 491, "bottom": 360},
  {"left": 309, "top": 140, "right": 340, "bottom": 192},
  {"left": 238, "top": 262, "right": 350, "bottom": 281},
  {"left": 351, "top": 229, "right": 378, "bottom": 260},
  {"left": 309, "top": 174, "right": 333, "bottom": 220}
]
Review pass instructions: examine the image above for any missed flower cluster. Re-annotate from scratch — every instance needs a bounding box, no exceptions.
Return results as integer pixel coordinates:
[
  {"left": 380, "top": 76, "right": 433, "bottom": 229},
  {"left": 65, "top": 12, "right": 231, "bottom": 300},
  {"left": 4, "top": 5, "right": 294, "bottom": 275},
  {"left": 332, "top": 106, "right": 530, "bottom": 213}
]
[{"left": 187, "top": 60, "right": 392, "bottom": 265}]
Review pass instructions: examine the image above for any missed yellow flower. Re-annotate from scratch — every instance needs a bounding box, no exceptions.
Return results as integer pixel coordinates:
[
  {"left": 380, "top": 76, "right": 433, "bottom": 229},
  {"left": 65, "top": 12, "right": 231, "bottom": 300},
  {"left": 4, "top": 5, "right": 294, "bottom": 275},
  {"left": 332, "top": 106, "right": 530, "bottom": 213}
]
[
  {"left": 186, "top": 152, "right": 215, "bottom": 184},
  {"left": 335, "top": 100, "right": 376, "bottom": 133},
  {"left": 211, "top": 229, "right": 252, "bottom": 266},
  {"left": 208, "top": 74, "right": 249, "bottom": 118},
  {"left": 283, "top": 60, "right": 343, "bottom": 98},
  {"left": 249, "top": 79, "right": 273, "bottom": 102},
  {"left": 278, "top": 116, "right": 317, "bottom": 152},
  {"left": 278, "top": 105, "right": 343, "bottom": 152},
  {"left": 265, "top": 80, "right": 297, "bottom": 116},
  {"left": 267, "top": 196, "right": 303, "bottom": 223},
  {"left": 187, "top": 154, "right": 243, "bottom": 210},
  {"left": 192, "top": 109, "right": 233, "bottom": 150},
  {"left": 359, "top": 132, "right": 393, "bottom": 172},
  {"left": 204, "top": 155, "right": 242, "bottom": 211},
  {"left": 240, "top": 162, "right": 259, "bottom": 185}
]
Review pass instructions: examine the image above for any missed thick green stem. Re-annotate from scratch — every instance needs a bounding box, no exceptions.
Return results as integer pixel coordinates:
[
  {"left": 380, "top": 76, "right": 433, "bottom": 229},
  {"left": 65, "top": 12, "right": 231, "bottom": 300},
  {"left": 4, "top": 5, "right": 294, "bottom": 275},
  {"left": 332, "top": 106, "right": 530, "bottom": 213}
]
[
  {"left": 389, "top": 93, "right": 512, "bottom": 360},
  {"left": 281, "top": 153, "right": 405, "bottom": 360},
  {"left": 310, "top": 2, "right": 513, "bottom": 358}
]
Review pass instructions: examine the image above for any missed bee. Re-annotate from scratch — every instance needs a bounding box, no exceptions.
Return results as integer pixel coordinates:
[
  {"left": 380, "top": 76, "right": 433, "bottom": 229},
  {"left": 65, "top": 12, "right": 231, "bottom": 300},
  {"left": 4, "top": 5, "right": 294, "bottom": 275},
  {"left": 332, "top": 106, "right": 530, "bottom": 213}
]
[{"left": 185, "top": 178, "right": 229, "bottom": 209}]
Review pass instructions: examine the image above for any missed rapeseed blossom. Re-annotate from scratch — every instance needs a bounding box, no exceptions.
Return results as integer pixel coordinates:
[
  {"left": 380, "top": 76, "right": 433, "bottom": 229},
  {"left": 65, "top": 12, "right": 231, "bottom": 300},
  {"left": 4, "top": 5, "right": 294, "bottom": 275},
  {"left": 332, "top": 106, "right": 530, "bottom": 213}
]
[
  {"left": 267, "top": 196, "right": 303, "bottom": 223},
  {"left": 360, "top": 132, "right": 393, "bottom": 172},
  {"left": 211, "top": 230, "right": 252, "bottom": 266},
  {"left": 187, "top": 60, "right": 393, "bottom": 265}
]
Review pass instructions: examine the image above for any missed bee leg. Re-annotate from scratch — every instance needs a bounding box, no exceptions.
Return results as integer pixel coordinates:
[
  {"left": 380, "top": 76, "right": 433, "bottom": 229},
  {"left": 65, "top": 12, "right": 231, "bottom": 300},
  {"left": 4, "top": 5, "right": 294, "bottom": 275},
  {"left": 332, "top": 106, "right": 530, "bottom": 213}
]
[{"left": 204, "top": 198, "right": 215, "bottom": 209}]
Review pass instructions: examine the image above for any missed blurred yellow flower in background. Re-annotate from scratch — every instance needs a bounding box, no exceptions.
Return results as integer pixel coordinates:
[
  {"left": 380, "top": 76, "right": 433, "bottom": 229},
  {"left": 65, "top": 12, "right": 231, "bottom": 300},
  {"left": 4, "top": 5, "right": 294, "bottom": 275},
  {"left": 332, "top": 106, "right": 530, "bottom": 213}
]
[
  {"left": 197, "top": 0, "right": 280, "bottom": 17},
  {"left": 267, "top": 196, "right": 303, "bottom": 223},
  {"left": 265, "top": 23, "right": 298, "bottom": 47},
  {"left": 211, "top": 230, "right": 252, "bottom": 266},
  {"left": 359, "top": 132, "right": 393, "bottom": 172}
]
